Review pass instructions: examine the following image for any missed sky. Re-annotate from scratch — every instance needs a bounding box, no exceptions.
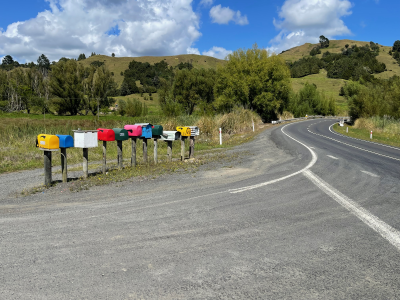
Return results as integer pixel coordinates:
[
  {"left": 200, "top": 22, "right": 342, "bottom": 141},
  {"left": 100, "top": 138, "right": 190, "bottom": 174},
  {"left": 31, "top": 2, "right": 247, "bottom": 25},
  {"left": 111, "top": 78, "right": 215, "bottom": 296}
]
[{"left": 0, "top": 0, "right": 399, "bottom": 63}]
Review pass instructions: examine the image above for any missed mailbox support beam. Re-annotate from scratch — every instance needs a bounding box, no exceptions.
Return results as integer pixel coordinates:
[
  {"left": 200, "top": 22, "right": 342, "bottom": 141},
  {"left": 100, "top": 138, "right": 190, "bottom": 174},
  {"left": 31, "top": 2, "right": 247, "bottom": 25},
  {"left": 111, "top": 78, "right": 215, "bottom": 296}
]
[
  {"left": 44, "top": 150, "right": 52, "bottom": 187},
  {"left": 83, "top": 148, "right": 88, "bottom": 179},
  {"left": 154, "top": 138, "right": 158, "bottom": 164},
  {"left": 143, "top": 139, "right": 148, "bottom": 163},
  {"left": 131, "top": 137, "right": 137, "bottom": 167},
  {"left": 189, "top": 136, "right": 195, "bottom": 159},
  {"left": 102, "top": 141, "right": 107, "bottom": 175},
  {"left": 167, "top": 141, "right": 173, "bottom": 162},
  {"left": 60, "top": 148, "right": 67, "bottom": 183},
  {"left": 181, "top": 137, "right": 186, "bottom": 161},
  {"left": 117, "top": 140, "right": 123, "bottom": 170}
]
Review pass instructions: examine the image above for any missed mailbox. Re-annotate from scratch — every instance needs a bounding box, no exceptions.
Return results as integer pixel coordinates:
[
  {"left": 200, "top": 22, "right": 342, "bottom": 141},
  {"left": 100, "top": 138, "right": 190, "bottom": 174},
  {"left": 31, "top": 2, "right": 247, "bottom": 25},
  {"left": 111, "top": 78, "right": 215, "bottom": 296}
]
[
  {"left": 74, "top": 130, "right": 98, "bottom": 148},
  {"left": 97, "top": 128, "right": 115, "bottom": 142},
  {"left": 187, "top": 126, "right": 200, "bottom": 136},
  {"left": 135, "top": 123, "right": 153, "bottom": 139},
  {"left": 124, "top": 125, "right": 142, "bottom": 137},
  {"left": 36, "top": 134, "right": 59, "bottom": 150},
  {"left": 113, "top": 128, "right": 129, "bottom": 141},
  {"left": 56, "top": 135, "right": 74, "bottom": 148},
  {"left": 160, "top": 131, "right": 181, "bottom": 141},
  {"left": 176, "top": 127, "right": 191, "bottom": 137},
  {"left": 152, "top": 125, "right": 163, "bottom": 137}
]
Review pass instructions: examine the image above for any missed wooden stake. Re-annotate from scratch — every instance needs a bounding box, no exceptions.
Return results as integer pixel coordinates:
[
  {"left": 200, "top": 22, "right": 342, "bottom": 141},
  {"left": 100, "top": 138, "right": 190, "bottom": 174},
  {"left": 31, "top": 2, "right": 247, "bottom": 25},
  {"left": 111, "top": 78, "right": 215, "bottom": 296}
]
[
  {"left": 189, "top": 136, "right": 195, "bottom": 159},
  {"left": 181, "top": 137, "right": 186, "bottom": 161},
  {"left": 131, "top": 137, "right": 137, "bottom": 167},
  {"left": 143, "top": 139, "right": 148, "bottom": 163},
  {"left": 117, "top": 140, "right": 123, "bottom": 170},
  {"left": 154, "top": 138, "right": 158, "bottom": 164},
  {"left": 83, "top": 148, "right": 88, "bottom": 179},
  {"left": 60, "top": 148, "right": 67, "bottom": 183},
  {"left": 167, "top": 141, "right": 173, "bottom": 162},
  {"left": 102, "top": 141, "right": 107, "bottom": 174},
  {"left": 44, "top": 150, "right": 52, "bottom": 187}
]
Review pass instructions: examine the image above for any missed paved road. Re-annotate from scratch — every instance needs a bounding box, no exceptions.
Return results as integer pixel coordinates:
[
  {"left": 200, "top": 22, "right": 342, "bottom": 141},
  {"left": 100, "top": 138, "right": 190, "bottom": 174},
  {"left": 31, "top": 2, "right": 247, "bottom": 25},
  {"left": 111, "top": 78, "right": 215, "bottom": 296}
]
[{"left": 1, "top": 119, "right": 399, "bottom": 299}]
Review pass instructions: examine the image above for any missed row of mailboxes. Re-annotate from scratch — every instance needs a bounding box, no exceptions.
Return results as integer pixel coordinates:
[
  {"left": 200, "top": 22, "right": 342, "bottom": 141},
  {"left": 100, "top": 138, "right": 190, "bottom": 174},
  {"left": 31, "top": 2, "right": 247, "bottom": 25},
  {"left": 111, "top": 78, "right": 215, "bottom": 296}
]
[{"left": 36, "top": 125, "right": 200, "bottom": 150}]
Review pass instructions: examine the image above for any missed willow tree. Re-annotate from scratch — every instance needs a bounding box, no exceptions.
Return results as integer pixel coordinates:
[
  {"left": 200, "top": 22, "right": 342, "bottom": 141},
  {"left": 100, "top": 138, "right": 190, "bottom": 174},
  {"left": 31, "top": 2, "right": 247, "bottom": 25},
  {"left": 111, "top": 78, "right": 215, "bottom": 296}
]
[{"left": 214, "top": 44, "right": 292, "bottom": 121}]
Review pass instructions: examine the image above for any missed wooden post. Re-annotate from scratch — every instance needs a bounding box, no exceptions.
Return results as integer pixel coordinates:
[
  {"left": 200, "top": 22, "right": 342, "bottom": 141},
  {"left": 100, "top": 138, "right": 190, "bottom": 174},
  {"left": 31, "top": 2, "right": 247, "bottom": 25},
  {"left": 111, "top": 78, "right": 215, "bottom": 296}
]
[
  {"left": 131, "top": 137, "right": 137, "bottom": 167},
  {"left": 143, "top": 139, "right": 148, "bottom": 163},
  {"left": 44, "top": 150, "right": 52, "bottom": 187},
  {"left": 167, "top": 141, "right": 173, "bottom": 162},
  {"left": 181, "top": 137, "right": 186, "bottom": 161},
  {"left": 189, "top": 136, "right": 195, "bottom": 159},
  {"left": 154, "top": 138, "right": 158, "bottom": 164},
  {"left": 60, "top": 148, "right": 67, "bottom": 183},
  {"left": 117, "top": 140, "right": 123, "bottom": 170},
  {"left": 83, "top": 148, "right": 88, "bottom": 179},
  {"left": 102, "top": 141, "right": 107, "bottom": 175}
]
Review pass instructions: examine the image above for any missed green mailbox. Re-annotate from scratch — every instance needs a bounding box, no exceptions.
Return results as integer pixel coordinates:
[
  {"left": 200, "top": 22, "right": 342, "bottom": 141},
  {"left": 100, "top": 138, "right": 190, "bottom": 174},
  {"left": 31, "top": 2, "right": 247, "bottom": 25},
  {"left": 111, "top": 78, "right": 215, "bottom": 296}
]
[
  {"left": 152, "top": 125, "right": 163, "bottom": 137},
  {"left": 113, "top": 128, "right": 129, "bottom": 141}
]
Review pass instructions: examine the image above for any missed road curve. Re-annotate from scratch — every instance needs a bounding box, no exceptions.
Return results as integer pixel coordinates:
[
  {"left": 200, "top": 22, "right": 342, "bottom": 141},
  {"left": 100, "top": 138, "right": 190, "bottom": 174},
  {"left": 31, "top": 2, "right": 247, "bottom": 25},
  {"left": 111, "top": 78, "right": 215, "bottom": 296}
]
[{"left": 1, "top": 119, "right": 400, "bottom": 299}]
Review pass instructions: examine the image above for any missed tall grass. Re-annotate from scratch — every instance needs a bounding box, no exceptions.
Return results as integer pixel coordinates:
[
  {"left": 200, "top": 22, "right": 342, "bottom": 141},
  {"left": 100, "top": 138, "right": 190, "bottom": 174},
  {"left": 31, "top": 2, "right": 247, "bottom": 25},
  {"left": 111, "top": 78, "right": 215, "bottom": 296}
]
[
  {"left": 0, "top": 108, "right": 261, "bottom": 173},
  {"left": 354, "top": 116, "right": 400, "bottom": 136}
]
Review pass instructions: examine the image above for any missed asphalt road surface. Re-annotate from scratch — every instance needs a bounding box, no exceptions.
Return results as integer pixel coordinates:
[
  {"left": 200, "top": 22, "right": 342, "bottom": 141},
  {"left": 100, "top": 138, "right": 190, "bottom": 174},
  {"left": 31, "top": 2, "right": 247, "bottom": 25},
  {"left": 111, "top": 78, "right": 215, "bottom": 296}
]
[{"left": 1, "top": 119, "right": 400, "bottom": 299}]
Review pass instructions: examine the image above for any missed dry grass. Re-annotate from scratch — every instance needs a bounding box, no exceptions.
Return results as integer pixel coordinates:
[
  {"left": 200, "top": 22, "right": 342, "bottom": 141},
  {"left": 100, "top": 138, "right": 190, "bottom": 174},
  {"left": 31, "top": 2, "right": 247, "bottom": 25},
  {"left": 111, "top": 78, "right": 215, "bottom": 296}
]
[
  {"left": 112, "top": 93, "right": 161, "bottom": 115},
  {"left": 79, "top": 54, "right": 226, "bottom": 87}
]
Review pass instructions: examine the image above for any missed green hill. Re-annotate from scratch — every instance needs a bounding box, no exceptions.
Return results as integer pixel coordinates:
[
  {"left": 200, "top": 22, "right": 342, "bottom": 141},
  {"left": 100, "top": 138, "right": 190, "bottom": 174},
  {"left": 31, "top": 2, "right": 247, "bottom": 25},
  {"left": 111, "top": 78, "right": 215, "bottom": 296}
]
[
  {"left": 278, "top": 39, "right": 400, "bottom": 114},
  {"left": 79, "top": 54, "right": 226, "bottom": 87}
]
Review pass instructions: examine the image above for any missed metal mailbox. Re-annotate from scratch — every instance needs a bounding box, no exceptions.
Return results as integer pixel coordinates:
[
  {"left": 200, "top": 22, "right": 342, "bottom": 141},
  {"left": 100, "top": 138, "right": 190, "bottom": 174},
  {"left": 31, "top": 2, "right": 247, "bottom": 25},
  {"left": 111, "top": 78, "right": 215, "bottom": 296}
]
[
  {"left": 187, "top": 126, "right": 199, "bottom": 136},
  {"left": 113, "top": 128, "right": 129, "bottom": 141},
  {"left": 124, "top": 125, "right": 142, "bottom": 137},
  {"left": 176, "top": 126, "right": 192, "bottom": 137},
  {"left": 152, "top": 125, "right": 163, "bottom": 137},
  {"left": 36, "top": 134, "right": 59, "bottom": 150},
  {"left": 74, "top": 130, "right": 98, "bottom": 148},
  {"left": 135, "top": 123, "right": 153, "bottom": 139},
  {"left": 97, "top": 128, "right": 115, "bottom": 142},
  {"left": 56, "top": 135, "right": 74, "bottom": 148},
  {"left": 160, "top": 131, "right": 181, "bottom": 141}
]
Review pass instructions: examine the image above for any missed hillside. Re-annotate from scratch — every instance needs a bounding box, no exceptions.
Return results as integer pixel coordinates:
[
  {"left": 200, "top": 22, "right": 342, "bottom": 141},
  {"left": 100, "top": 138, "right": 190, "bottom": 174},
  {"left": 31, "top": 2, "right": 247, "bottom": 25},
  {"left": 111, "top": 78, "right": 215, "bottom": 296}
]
[
  {"left": 279, "top": 39, "right": 400, "bottom": 114},
  {"left": 79, "top": 54, "right": 226, "bottom": 87}
]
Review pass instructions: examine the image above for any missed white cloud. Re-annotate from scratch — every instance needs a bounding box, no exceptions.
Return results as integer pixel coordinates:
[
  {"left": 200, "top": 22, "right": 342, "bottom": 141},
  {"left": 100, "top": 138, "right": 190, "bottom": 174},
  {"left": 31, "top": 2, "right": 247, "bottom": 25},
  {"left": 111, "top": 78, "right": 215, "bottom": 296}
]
[
  {"left": 202, "top": 46, "right": 232, "bottom": 59},
  {"left": 187, "top": 47, "right": 200, "bottom": 55},
  {"left": 269, "top": 0, "right": 352, "bottom": 53},
  {"left": 209, "top": 5, "right": 248, "bottom": 25},
  {"left": 200, "top": 0, "right": 214, "bottom": 6},
  {"left": 0, "top": 0, "right": 202, "bottom": 62}
]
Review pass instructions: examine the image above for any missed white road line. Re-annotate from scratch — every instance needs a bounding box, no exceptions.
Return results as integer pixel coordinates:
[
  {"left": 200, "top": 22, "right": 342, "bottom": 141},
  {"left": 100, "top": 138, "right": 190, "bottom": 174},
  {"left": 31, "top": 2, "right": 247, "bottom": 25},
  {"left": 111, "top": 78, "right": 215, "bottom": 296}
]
[
  {"left": 229, "top": 123, "right": 318, "bottom": 194},
  {"left": 307, "top": 128, "right": 400, "bottom": 162},
  {"left": 304, "top": 170, "right": 400, "bottom": 251},
  {"left": 327, "top": 155, "right": 339, "bottom": 160},
  {"left": 361, "top": 170, "right": 379, "bottom": 178},
  {"left": 329, "top": 124, "right": 400, "bottom": 152}
]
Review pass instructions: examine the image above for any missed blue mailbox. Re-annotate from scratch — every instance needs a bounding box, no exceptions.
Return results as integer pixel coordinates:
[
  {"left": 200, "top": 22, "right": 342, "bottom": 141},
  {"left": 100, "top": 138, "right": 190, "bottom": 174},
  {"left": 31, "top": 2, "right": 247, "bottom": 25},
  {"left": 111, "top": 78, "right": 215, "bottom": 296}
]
[
  {"left": 135, "top": 123, "right": 153, "bottom": 139},
  {"left": 56, "top": 135, "right": 74, "bottom": 148}
]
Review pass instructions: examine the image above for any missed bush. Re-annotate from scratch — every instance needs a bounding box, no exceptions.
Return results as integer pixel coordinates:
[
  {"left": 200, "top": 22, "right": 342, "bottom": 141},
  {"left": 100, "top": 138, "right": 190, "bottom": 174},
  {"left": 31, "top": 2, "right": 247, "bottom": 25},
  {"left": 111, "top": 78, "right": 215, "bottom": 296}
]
[
  {"left": 117, "top": 99, "right": 127, "bottom": 116},
  {"left": 160, "top": 97, "right": 183, "bottom": 117},
  {"left": 125, "top": 98, "right": 144, "bottom": 117}
]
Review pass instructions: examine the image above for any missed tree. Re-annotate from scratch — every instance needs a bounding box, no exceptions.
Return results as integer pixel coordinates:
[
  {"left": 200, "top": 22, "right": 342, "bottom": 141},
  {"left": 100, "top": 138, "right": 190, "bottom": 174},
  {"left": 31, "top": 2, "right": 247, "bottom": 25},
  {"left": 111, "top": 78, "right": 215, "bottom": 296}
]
[
  {"left": 393, "top": 40, "right": 400, "bottom": 53},
  {"left": 319, "top": 35, "right": 330, "bottom": 48},
  {"left": 111, "top": 53, "right": 115, "bottom": 57},
  {"left": 214, "top": 44, "right": 291, "bottom": 121},
  {"left": 2, "top": 55, "right": 14, "bottom": 66},
  {"left": 37, "top": 54, "right": 50, "bottom": 77},
  {"left": 78, "top": 53, "right": 86, "bottom": 61}
]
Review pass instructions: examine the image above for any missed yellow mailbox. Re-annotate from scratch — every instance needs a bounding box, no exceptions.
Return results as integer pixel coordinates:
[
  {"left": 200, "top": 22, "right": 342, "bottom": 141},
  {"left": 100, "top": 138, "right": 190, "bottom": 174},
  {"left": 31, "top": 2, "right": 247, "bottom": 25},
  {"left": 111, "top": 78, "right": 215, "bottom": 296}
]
[
  {"left": 36, "top": 134, "right": 59, "bottom": 150},
  {"left": 176, "top": 127, "right": 191, "bottom": 137}
]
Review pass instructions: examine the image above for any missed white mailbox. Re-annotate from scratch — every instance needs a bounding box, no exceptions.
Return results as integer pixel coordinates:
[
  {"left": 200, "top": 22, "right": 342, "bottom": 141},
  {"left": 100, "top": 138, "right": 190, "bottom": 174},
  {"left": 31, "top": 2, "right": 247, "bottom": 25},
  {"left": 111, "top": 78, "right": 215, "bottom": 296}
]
[
  {"left": 186, "top": 126, "right": 200, "bottom": 136},
  {"left": 160, "top": 131, "right": 181, "bottom": 141},
  {"left": 73, "top": 130, "right": 98, "bottom": 148}
]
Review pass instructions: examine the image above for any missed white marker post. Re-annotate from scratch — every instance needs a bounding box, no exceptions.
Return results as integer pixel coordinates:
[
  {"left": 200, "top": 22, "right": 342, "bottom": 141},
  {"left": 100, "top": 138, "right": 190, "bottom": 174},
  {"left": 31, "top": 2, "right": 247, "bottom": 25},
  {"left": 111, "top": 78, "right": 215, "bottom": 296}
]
[
  {"left": 346, "top": 127, "right": 348, "bottom": 133},
  {"left": 252, "top": 120, "right": 255, "bottom": 132},
  {"left": 219, "top": 128, "right": 222, "bottom": 145},
  {"left": 370, "top": 131, "right": 373, "bottom": 139}
]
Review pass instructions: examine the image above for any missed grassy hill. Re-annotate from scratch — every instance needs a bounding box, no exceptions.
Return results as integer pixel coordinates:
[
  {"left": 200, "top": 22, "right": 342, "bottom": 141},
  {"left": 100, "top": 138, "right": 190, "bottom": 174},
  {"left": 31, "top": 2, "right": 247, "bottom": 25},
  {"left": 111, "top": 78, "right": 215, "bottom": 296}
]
[
  {"left": 278, "top": 39, "right": 400, "bottom": 114},
  {"left": 79, "top": 54, "right": 226, "bottom": 87}
]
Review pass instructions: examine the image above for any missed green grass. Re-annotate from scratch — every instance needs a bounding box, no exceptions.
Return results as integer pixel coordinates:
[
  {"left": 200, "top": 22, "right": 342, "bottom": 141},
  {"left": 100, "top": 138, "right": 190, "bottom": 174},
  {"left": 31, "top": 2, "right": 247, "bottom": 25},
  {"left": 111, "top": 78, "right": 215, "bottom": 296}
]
[
  {"left": 333, "top": 123, "right": 400, "bottom": 148},
  {"left": 112, "top": 93, "right": 162, "bottom": 116}
]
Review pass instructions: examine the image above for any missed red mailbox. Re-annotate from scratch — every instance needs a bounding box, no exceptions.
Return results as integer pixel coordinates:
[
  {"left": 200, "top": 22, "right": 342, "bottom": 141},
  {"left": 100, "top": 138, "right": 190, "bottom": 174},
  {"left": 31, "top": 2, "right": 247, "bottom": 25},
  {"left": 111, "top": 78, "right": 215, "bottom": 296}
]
[{"left": 97, "top": 128, "right": 115, "bottom": 141}]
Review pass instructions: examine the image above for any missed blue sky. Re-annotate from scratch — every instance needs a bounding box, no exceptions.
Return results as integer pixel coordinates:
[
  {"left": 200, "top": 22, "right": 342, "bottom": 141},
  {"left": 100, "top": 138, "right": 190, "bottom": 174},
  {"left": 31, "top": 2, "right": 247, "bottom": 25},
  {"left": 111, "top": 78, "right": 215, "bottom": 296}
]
[{"left": 0, "top": 0, "right": 398, "bottom": 63}]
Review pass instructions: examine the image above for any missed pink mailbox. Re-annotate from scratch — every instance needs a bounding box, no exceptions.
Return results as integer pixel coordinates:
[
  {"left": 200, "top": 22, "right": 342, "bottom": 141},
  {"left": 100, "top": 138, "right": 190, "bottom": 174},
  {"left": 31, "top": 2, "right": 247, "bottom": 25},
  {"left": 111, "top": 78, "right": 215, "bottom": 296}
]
[{"left": 124, "top": 125, "right": 142, "bottom": 137}]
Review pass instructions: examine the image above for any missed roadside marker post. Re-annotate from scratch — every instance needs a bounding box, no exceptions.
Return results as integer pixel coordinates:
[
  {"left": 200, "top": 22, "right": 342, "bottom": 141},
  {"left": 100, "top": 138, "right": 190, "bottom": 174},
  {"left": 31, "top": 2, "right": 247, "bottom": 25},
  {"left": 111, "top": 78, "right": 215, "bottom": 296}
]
[
  {"left": 252, "top": 120, "right": 255, "bottom": 132},
  {"left": 346, "top": 127, "right": 348, "bottom": 133},
  {"left": 370, "top": 131, "right": 373, "bottom": 139},
  {"left": 219, "top": 128, "right": 222, "bottom": 145}
]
